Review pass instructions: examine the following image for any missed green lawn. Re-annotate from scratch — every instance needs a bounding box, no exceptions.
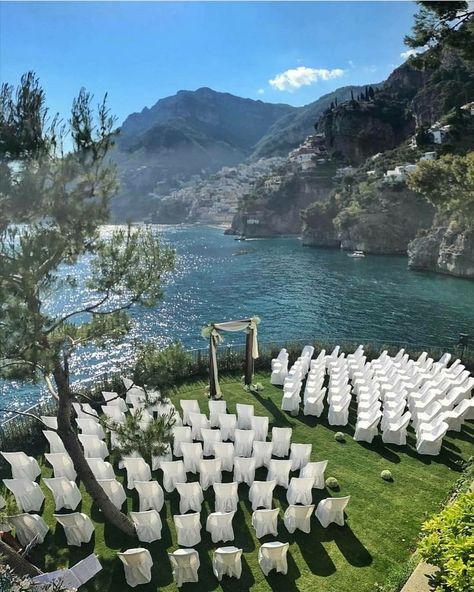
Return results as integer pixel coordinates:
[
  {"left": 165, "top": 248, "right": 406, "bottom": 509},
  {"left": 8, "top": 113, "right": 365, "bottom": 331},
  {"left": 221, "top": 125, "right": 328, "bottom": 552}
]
[{"left": 2, "top": 373, "right": 473, "bottom": 591}]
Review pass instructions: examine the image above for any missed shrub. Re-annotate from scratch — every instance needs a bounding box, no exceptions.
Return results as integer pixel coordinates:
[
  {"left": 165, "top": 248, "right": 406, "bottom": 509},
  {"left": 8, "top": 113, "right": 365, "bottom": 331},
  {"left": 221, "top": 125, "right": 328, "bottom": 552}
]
[
  {"left": 334, "top": 432, "right": 345, "bottom": 442},
  {"left": 326, "top": 477, "right": 339, "bottom": 490},
  {"left": 381, "top": 470, "right": 393, "bottom": 481},
  {"left": 134, "top": 342, "right": 193, "bottom": 392},
  {"left": 419, "top": 491, "right": 474, "bottom": 592}
]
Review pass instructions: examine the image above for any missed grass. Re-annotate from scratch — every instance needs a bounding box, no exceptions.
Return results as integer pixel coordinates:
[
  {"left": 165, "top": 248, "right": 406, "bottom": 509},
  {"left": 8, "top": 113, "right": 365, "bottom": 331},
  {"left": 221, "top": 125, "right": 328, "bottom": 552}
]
[{"left": 2, "top": 372, "right": 473, "bottom": 592}]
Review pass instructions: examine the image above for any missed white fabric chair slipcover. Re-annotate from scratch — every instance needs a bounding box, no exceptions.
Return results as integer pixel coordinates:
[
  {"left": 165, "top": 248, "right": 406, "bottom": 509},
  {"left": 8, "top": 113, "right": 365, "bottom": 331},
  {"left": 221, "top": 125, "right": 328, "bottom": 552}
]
[
  {"left": 445, "top": 399, "right": 474, "bottom": 431},
  {"left": 271, "top": 350, "right": 289, "bottom": 386},
  {"left": 45, "top": 452, "right": 76, "bottom": 481},
  {"left": 199, "top": 458, "right": 222, "bottom": 491},
  {"left": 72, "top": 402, "right": 99, "bottom": 420},
  {"left": 213, "top": 482, "right": 239, "bottom": 513},
  {"left": 181, "top": 442, "right": 203, "bottom": 474},
  {"left": 315, "top": 496, "right": 350, "bottom": 527},
  {"left": 174, "top": 512, "right": 201, "bottom": 547},
  {"left": 1, "top": 452, "right": 41, "bottom": 482},
  {"left": 281, "top": 384, "right": 302, "bottom": 414},
  {"left": 287, "top": 477, "right": 313, "bottom": 505},
  {"left": 271, "top": 427, "right": 292, "bottom": 457},
  {"left": 233, "top": 456, "right": 256, "bottom": 486},
  {"left": 180, "top": 399, "right": 200, "bottom": 426},
  {"left": 54, "top": 512, "right": 94, "bottom": 546},
  {"left": 252, "top": 508, "right": 279, "bottom": 538},
  {"left": 213, "top": 546, "right": 242, "bottom": 581},
  {"left": 176, "top": 482, "right": 204, "bottom": 514},
  {"left": 101, "top": 405, "right": 126, "bottom": 425},
  {"left": 43, "top": 477, "right": 81, "bottom": 511},
  {"left": 284, "top": 504, "right": 315, "bottom": 534},
  {"left": 267, "top": 459, "right": 292, "bottom": 488},
  {"left": 3, "top": 479, "right": 45, "bottom": 513},
  {"left": 416, "top": 421, "right": 449, "bottom": 456},
  {"left": 152, "top": 444, "right": 172, "bottom": 471},
  {"left": 78, "top": 434, "right": 108, "bottom": 460},
  {"left": 252, "top": 441, "right": 273, "bottom": 469},
  {"left": 201, "top": 428, "right": 222, "bottom": 456},
  {"left": 209, "top": 400, "right": 227, "bottom": 428},
  {"left": 86, "top": 457, "right": 114, "bottom": 481},
  {"left": 76, "top": 418, "right": 105, "bottom": 439},
  {"left": 135, "top": 480, "right": 164, "bottom": 512},
  {"left": 9, "top": 514, "right": 49, "bottom": 547},
  {"left": 206, "top": 511, "right": 235, "bottom": 543},
  {"left": 169, "top": 548, "right": 200, "bottom": 587},
  {"left": 250, "top": 416, "right": 269, "bottom": 442},
  {"left": 122, "top": 377, "right": 146, "bottom": 403},
  {"left": 289, "top": 443, "right": 312, "bottom": 471},
  {"left": 97, "top": 479, "right": 127, "bottom": 509},
  {"left": 382, "top": 411, "right": 411, "bottom": 445},
  {"left": 161, "top": 460, "right": 187, "bottom": 492},
  {"left": 258, "top": 541, "right": 289, "bottom": 576},
  {"left": 212, "top": 442, "right": 235, "bottom": 471},
  {"left": 304, "top": 388, "right": 326, "bottom": 417},
  {"left": 300, "top": 460, "right": 328, "bottom": 489},
  {"left": 43, "top": 430, "right": 67, "bottom": 454},
  {"left": 249, "top": 480, "right": 276, "bottom": 510},
  {"left": 328, "top": 396, "right": 351, "bottom": 426},
  {"left": 102, "top": 390, "right": 128, "bottom": 413},
  {"left": 118, "top": 548, "right": 153, "bottom": 587},
  {"left": 236, "top": 403, "right": 254, "bottom": 429},
  {"left": 131, "top": 509, "right": 162, "bottom": 543},
  {"left": 234, "top": 429, "right": 255, "bottom": 457},
  {"left": 122, "top": 457, "right": 151, "bottom": 489},
  {"left": 219, "top": 413, "right": 237, "bottom": 441},
  {"left": 354, "top": 412, "right": 382, "bottom": 443},
  {"left": 188, "top": 412, "right": 210, "bottom": 441},
  {"left": 41, "top": 416, "right": 58, "bottom": 430},
  {"left": 173, "top": 426, "right": 192, "bottom": 457}
]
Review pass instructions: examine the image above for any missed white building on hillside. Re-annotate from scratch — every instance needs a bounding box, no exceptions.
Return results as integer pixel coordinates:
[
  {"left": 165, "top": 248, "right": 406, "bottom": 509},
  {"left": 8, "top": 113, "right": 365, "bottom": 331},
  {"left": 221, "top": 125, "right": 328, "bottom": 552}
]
[{"left": 264, "top": 176, "right": 282, "bottom": 191}]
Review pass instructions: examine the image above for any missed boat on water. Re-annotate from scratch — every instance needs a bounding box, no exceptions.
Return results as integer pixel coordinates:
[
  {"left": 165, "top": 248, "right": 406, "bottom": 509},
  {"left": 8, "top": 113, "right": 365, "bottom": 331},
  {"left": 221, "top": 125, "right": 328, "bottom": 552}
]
[
  {"left": 234, "top": 235, "right": 246, "bottom": 241},
  {"left": 348, "top": 250, "right": 365, "bottom": 258}
]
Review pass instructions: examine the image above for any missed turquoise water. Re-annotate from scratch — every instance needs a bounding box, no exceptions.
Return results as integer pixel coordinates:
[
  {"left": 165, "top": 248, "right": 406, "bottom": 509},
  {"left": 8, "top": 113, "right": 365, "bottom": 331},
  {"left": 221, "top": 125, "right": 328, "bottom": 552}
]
[{"left": 2, "top": 225, "right": 474, "bottom": 413}]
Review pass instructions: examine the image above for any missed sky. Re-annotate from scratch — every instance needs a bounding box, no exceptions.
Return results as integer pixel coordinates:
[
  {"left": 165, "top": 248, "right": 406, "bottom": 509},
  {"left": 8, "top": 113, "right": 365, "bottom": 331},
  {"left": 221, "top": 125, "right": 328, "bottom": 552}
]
[{"left": 0, "top": 1, "right": 419, "bottom": 125}]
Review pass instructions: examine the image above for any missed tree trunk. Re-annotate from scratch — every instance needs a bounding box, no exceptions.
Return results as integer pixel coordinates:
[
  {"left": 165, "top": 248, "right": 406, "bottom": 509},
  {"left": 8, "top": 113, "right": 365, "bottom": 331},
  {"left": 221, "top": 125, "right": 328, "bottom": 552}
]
[
  {"left": 244, "top": 330, "right": 254, "bottom": 386},
  {"left": 0, "top": 539, "right": 42, "bottom": 577},
  {"left": 53, "top": 363, "right": 136, "bottom": 537}
]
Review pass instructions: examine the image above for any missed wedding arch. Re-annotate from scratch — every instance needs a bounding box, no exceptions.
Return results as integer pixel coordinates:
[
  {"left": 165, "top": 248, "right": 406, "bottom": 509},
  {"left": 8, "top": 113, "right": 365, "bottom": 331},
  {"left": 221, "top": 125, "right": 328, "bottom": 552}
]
[{"left": 201, "top": 316, "right": 261, "bottom": 399}]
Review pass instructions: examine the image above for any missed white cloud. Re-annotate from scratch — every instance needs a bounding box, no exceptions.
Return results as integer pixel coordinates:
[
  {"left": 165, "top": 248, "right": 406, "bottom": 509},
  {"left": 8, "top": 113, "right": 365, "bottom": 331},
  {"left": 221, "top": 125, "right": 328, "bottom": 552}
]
[
  {"left": 400, "top": 46, "right": 428, "bottom": 60},
  {"left": 268, "top": 66, "right": 345, "bottom": 92},
  {"left": 257, "top": 88, "right": 265, "bottom": 95}
]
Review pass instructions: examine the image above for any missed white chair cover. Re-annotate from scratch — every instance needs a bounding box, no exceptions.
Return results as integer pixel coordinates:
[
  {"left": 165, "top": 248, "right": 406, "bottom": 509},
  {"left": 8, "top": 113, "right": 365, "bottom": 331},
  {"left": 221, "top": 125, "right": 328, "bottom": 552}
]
[
  {"left": 236, "top": 403, "right": 254, "bottom": 429},
  {"left": 176, "top": 482, "right": 204, "bottom": 514},
  {"left": 97, "top": 479, "right": 127, "bottom": 509},
  {"left": 102, "top": 391, "right": 128, "bottom": 413},
  {"left": 209, "top": 400, "right": 227, "bottom": 428},
  {"left": 315, "top": 496, "right": 350, "bottom": 527},
  {"left": 199, "top": 458, "right": 222, "bottom": 491},
  {"left": 43, "top": 477, "right": 81, "bottom": 511},
  {"left": 181, "top": 442, "right": 203, "bottom": 474},
  {"left": 188, "top": 412, "right": 210, "bottom": 441},
  {"left": 3, "top": 479, "right": 45, "bottom": 512},
  {"left": 122, "top": 457, "right": 151, "bottom": 489},
  {"left": 213, "top": 546, "right": 242, "bottom": 581},
  {"left": 131, "top": 509, "right": 162, "bottom": 543},
  {"left": 173, "top": 512, "right": 201, "bottom": 547},
  {"left": 161, "top": 460, "right": 187, "bottom": 492},
  {"left": 152, "top": 443, "right": 172, "bottom": 471},
  {"left": 43, "top": 430, "right": 67, "bottom": 454},
  {"left": 287, "top": 477, "right": 313, "bottom": 505},
  {"left": 258, "top": 542, "right": 289, "bottom": 575},
  {"left": 212, "top": 442, "right": 235, "bottom": 471},
  {"left": 300, "top": 460, "right": 328, "bottom": 489},
  {"left": 234, "top": 429, "right": 255, "bottom": 457},
  {"left": 252, "top": 508, "right": 279, "bottom": 538},
  {"left": 354, "top": 412, "right": 382, "bottom": 443},
  {"left": 180, "top": 399, "right": 200, "bottom": 426},
  {"left": 289, "top": 443, "right": 312, "bottom": 470},
  {"left": 173, "top": 426, "right": 192, "bottom": 457},
  {"left": 86, "top": 457, "right": 115, "bottom": 480},
  {"left": 72, "top": 402, "right": 99, "bottom": 420},
  {"left": 284, "top": 504, "right": 315, "bottom": 533},
  {"left": 206, "top": 511, "right": 235, "bottom": 543},
  {"left": 9, "top": 514, "right": 49, "bottom": 547},
  {"left": 201, "top": 428, "right": 222, "bottom": 456},
  {"left": 267, "top": 459, "right": 292, "bottom": 488},
  {"left": 44, "top": 452, "right": 76, "bottom": 481},
  {"left": 219, "top": 413, "right": 237, "bottom": 441},
  {"left": 54, "top": 512, "right": 94, "bottom": 546},
  {"left": 118, "top": 548, "right": 153, "bottom": 587},
  {"left": 271, "top": 427, "right": 292, "bottom": 457},
  {"left": 76, "top": 418, "right": 105, "bottom": 439},
  {"left": 169, "top": 549, "right": 200, "bottom": 587},
  {"left": 249, "top": 480, "right": 276, "bottom": 510},
  {"left": 250, "top": 416, "right": 269, "bottom": 442},
  {"left": 416, "top": 421, "right": 449, "bottom": 456},
  {"left": 0, "top": 452, "right": 41, "bottom": 482},
  {"left": 213, "top": 482, "right": 239, "bottom": 513},
  {"left": 328, "top": 397, "right": 351, "bottom": 426},
  {"left": 382, "top": 411, "right": 411, "bottom": 445},
  {"left": 233, "top": 457, "right": 256, "bottom": 486},
  {"left": 78, "top": 434, "right": 109, "bottom": 460},
  {"left": 41, "top": 416, "right": 58, "bottom": 430},
  {"left": 135, "top": 480, "right": 164, "bottom": 512},
  {"left": 252, "top": 441, "right": 273, "bottom": 469}
]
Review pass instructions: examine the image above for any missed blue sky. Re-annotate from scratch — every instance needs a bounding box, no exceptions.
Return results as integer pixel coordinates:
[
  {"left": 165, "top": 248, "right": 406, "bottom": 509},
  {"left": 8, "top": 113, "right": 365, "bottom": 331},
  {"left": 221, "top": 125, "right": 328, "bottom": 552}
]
[{"left": 0, "top": 1, "right": 418, "bottom": 124}]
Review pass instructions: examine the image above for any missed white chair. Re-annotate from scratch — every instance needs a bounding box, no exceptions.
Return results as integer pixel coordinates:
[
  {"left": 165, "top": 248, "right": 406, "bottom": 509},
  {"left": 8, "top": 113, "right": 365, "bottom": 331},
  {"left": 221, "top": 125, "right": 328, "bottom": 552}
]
[
  {"left": 41, "top": 416, "right": 58, "bottom": 430},
  {"left": 101, "top": 405, "right": 126, "bottom": 425},
  {"left": 304, "top": 388, "right": 326, "bottom": 417},
  {"left": 173, "top": 426, "right": 192, "bottom": 457},
  {"left": 416, "top": 421, "right": 449, "bottom": 456},
  {"left": 219, "top": 414, "right": 237, "bottom": 441},
  {"left": 271, "top": 349, "right": 289, "bottom": 386},
  {"left": 315, "top": 496, "right": 350, "bottom": 527},
  {"left": 444, "top": 399, "right": 474, "bottom": 432},
  {"left": 206, "top": 511, "right": 235, "bottom": 543},
  {"left": 152, "top": 444, "right": 172, "bottom": 471},
  {"left": 287, "top": 477, "right": 313, "bottom": 505},
  {"left": 76, "top": 418, "right": 105, "bottom": 439},
  {"left": 284, "top": 504, "right": 315, "bottom": 534},
  {"left": 86, "top": 457, "right": 115, "bottom": 480},
  {"left": 233, "top": 457, "right": 256, "bottom": 486},
  {"left": 0, "top": 452, "right": 40, "bottom": 485},
  {"left": 300, "top": 460, "right": 328, "bottom": 489},
  {"left": 118, "top": 548, "right": 153, "bottom": 587},
  {"left": 43, "top": 477, "right": 81, "bottom": 511},
  {"left": 236, "top": 403, "right": 254, "bottom": 429},
  {"left": 131, "top": 510, "right": 162, "bottom": 543},
  {"left": 97, "top": 479, "right": 127, "bottom": 509},
  {"left": 54, "top": 512, "right": 94, "bottom": 546},
  {"left": 271, "top": 427, "right": 292, "bottom": 457},
  {"left": 161, "top": 460, "right": 187, "bottom": 492},
  {"left": 181, "top": 442, "right": 203, "bottom": 474},
  {"left": 122, "top": 377, "right": 146, "bottom": 403},
  {"left": 252, "top": 508, "right": 279, "bottom": 538},
  {"left": 382, "top": 411, "right": 411, "bottom": 445},
  {"left": 289, "top": 443, "right": 312, "bottom": 470},
  {"left": 9, "top": 513, "right": 49, "bottom": 547},
  {"left": 180, "top": 399, "right": 200, "bottom": 426},
  {"left": 174, "top": 512, "right": 201, "bottom": 547},
  {"left": 281, "top": 383, "right": 302, "bottom": 414},
  {"left": 189, "top": 412, "right": 210, "bottom": 441},
  {"left": 176, "top": 482, "right": 204, "bottom": 514},
  {"left": 213, "top": 546, "right": 242, "bottom": 581},
  {"left": 354, "top": 411, "right": 382, "bottom": 443},
  {"left": 252, "top": 441, "right": 273, "bottom": 469},
  {"left": 250, "top": 416, "right": 269, "bottom": 442},
  {"left": 267, "top": 459, "right": 292, "bottom": 488},
  {"left": 102, "top": 391, "right": 128, "bottom": 413},
  {"left": 213, "top": 442, "right": 235, "bottom": 472},
  {"left": 328, "top": 396, "right": 351, "bottom": 426},
  {"left": 249, "top": 480, "right": 276, "bottom": 510},
  {"left": 258, "top": 541, "right": 289, "bottom": 575},
  {"left": 135, "top": 480, "right": 164, "bottom": 512},
  {"left": 234, "top": 429, "right": 255, "bottom": 457},
  {"left": 122, "top": 457, "right": 151, "bottom": 489},
  {"left": 201, "top": 428, "right": 222, "bottom": 456},
  {"left": 3, "top": 479, "right": 44, "bottom": 513},
  {"left": 45, "top": 452, "right": 76, "bottom": 481},
  {"left": 209, "top": 400, "right": 227, "bottom": 428},
  {"left": 43, "top": 430, "right": 67, "bottom": 454},
  {"left": 213, "top": 482, "right": 239, "bottom": 513},
  {"left": 72, "top": 402, "right": 99, "bottom": 420},
  {"left": 199, "top": 458, "right": 222, "bottom": 491},
  {"left": 78, "top": 434, "right": 108, "bottom": 460},
  {"left": 169, "top": 548, "right": 200, "bottom": 587}
]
